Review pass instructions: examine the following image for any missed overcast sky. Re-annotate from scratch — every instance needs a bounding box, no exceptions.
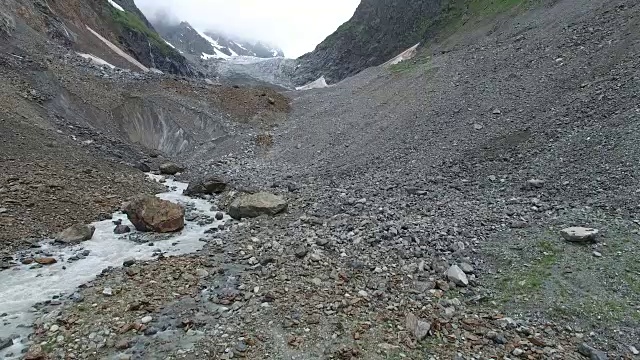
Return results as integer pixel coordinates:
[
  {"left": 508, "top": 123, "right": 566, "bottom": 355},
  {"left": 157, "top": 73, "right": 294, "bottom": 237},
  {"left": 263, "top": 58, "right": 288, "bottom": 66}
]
[{"left": 134, "top": 0, "right": 360, "bottom": 58}]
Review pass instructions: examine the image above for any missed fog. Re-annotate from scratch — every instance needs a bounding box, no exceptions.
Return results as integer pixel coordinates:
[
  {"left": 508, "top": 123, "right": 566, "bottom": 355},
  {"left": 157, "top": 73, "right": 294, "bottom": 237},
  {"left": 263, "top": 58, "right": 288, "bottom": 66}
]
[{"left": 134, "top": 0, "right": 360, "bottom": 58}]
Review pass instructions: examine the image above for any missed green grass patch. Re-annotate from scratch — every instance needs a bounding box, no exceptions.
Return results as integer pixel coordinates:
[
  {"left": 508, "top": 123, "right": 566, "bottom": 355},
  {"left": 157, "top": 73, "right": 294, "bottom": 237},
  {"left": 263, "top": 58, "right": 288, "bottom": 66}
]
[
  {"left": 494, "top": 238, "right": 559, "bottom": 300},
  {"left": 108, "top": 6, "right": 175, "bottom": 57}
]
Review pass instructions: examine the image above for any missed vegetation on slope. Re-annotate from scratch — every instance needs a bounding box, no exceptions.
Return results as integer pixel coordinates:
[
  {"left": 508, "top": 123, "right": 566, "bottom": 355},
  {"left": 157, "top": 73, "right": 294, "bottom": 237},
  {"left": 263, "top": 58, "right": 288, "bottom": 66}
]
[{"left": 108, "top": 6, "right": 174, "bottom": 57}]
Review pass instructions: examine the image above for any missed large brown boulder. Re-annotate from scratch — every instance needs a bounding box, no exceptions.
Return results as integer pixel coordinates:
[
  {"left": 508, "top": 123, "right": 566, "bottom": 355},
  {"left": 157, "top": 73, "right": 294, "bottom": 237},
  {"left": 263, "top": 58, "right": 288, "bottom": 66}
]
[
  {"left": 123, "top": 195, "right": 185, "bottom": 233},
  {"left": 228, "top": 192, "right": 287, "bottom": 220},
  {"left": 55, "top": 223, "right": 96, "bottom": 244},
  {"left": 183, "top": 177, "right": 228, "bottom": 196}
]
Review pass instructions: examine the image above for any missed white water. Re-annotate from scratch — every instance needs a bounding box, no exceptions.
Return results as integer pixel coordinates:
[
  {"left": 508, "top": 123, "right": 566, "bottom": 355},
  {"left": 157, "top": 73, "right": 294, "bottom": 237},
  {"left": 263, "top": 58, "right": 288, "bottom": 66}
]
[{"left": 0, "top": 176, "right": 229, "bottom": 358}]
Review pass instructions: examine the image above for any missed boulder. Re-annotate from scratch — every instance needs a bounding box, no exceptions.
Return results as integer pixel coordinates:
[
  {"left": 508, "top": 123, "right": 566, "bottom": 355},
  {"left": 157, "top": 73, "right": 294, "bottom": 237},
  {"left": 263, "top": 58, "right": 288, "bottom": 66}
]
[
  {"left": 183, "top": 177, "right": 228, "bottom": 196},
  {"left": 446, "top": 265, "right": 469, "bottom": 287},
  {"left": 228, "top": 192, "right": 287, "bottom": 219},
  {"left": 405, "top": 313, "right": 431, "bottom": 341},
  {"left": 578, "top": 343, "right": 608, "bottom": 360},
  {"left": 0, "top": 337, "right": 13, "bottom": 351},
  {"left": 136, "top": 162, "right": 151, "bottom": 173},
  {"left": 159, "top": 162, "right": 184, "bottom": 175},
  {"left": 524, "top": 179, "right": 545, "bottom": 189},
  {"left": 114, "top": 224, "right": 131, "bottom": 234},
  {"left": 56, "top": 223, "right": 96, "bottom": 244},
  {"left": 560, "top": 227, "right": 598, "bottom": 243},
  {"left": 123, "top": 195, "right": 185, "bottom": 233}
]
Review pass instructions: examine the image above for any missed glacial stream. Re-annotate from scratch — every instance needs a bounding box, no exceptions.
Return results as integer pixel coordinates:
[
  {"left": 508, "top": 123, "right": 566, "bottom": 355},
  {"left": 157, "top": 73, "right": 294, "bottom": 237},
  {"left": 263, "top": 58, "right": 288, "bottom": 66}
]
[{"left": 0, "top": 175, "right": 229, "bottom": 358}]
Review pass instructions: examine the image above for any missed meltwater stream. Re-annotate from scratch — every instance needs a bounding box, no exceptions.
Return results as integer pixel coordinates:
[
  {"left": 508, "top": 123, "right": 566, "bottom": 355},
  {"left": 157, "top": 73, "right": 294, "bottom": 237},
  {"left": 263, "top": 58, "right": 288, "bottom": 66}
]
[{"left": 0, "top": 175, "right": 230, "bottom": 358}]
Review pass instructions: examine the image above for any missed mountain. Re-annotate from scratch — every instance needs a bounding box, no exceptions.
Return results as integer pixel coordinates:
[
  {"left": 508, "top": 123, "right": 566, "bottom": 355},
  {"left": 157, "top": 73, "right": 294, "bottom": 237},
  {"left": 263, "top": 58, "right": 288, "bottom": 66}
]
[
  {"left": 292, "top": 0, "right": 498, "bottom": 85},
  {"left": 152, "top": 20, "right": 284, "bottom": 60},
  {"left": 30, "top": 0, "right": 195, "bottom": 76}
]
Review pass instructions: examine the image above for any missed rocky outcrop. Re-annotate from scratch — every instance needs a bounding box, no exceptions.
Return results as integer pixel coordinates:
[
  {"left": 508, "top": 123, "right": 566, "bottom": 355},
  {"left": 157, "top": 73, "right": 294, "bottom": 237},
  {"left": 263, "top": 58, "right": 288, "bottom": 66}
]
[
  {"left": 56, "top": 224, "right": 96, "bottom": 244},
  {"left": 292, "top": 0, "right": 450, "bottom": 85},
  {"left": 228, "top": 192, "right": 287, "bottom": 219},
  {"left": 123, "top": 195, "right": 185, "bottom": 232}
]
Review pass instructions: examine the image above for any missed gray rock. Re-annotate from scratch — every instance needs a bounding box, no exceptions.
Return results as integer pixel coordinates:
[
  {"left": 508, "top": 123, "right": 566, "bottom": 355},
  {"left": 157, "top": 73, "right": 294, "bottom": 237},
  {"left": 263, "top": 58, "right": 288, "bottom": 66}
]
[
  {"left": 102, "top": 287, "right": 113, "bottom": 296},
  {"left": 446, "top": 265, "right": 469, "bottom": 287},
  {"left": 0, "top": 337, "right": 12, "bottom": 350},
  {"left": 577, "top": 343, "right": 608, "bottom": 360},
  {"left": 459, "top": 262, "right": 474, "bottom": 274},
  {"left": 215, "top": 212, "right": 224, "bottom": 220},
  {"left": 136, "top": 162, "right": 151, "bottom": 173},
  {"left": 525, "top": 179, "right": 545, "bottom": 189},
  {"left": 228, "top": 192, "right": 287, "bottom": 219},
  {"left": 123, "top": 258, "right": 136, "bottom": 267},
  {"left": 114, "top": 224, "right": 131, "bottom": 234},
  {"left": 295, "top": 245, "right": 308, "bottom": 258},
  {"left": 405, "top": 313, "right": 431, "bottom": 341},
  {"left": 159, "top": 162, "right": 184, "bottom": 175},
  {"left": 560, "top": 227, "right": 599, "bottom": 243},
  {"left": 56, "top": 224, "right": 96, "bottom": 244}
]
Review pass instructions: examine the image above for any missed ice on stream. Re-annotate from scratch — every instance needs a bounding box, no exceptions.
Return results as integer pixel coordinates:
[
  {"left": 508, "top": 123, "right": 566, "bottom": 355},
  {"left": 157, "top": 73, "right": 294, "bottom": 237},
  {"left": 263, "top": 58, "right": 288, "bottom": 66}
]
[{"left": 0, "top": 175, "right": 229, "bottom": 358}]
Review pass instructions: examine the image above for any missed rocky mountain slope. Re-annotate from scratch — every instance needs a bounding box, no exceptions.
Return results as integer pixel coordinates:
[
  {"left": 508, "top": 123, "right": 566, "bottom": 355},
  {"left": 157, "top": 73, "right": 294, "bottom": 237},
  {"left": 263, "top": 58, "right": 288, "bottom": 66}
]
[
  {"left": 153, "top": 20, "right": 284, "bottom": 60},
  {"left": 4, "top": 0, "right": 195, "bottom": 76},
  {"left": 293, "top": 0, "right": 547, "bottom": 85}
]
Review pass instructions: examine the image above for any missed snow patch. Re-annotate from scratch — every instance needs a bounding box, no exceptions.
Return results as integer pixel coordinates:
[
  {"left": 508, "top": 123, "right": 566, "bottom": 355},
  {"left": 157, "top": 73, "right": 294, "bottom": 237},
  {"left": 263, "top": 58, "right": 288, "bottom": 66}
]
[
  {"left": 195, "top": 28, "right": 221, "bottom": 48},
  {"left": 0, "top": 175, "right": 231, "bottom": 359},
  {"left": 86, "top": 25, "right": 149, "bottom": 72},
  {"left": 107, "top": 0, "right": 124, "bottom": 12},
  {"left": 296, "top": 76, "right": 330, "bottom": 91},
  {"left": 77, "top": 53, "right": 115, "bottom": 68}
]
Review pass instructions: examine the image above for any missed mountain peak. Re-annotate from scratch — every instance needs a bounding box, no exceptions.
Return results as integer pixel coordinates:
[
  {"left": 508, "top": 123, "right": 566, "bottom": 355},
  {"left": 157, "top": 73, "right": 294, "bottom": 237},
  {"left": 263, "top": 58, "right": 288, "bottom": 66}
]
[{"left": 152, "top": 20, "right": 284, "bottom": 60}]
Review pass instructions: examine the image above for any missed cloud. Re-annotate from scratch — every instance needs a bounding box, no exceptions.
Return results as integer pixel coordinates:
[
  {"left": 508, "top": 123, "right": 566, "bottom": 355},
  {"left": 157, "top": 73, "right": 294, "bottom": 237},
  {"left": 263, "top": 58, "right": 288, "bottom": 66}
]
[{"left": 134, "top": 0, "right": 360, "bottom": 58}]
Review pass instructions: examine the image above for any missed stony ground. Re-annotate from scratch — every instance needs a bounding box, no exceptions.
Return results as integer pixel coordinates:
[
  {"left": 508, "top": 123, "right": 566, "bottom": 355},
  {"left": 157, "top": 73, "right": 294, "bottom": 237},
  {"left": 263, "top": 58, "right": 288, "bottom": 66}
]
[{"left": 2, "top": 0, "right": 640, "bottom": 359}]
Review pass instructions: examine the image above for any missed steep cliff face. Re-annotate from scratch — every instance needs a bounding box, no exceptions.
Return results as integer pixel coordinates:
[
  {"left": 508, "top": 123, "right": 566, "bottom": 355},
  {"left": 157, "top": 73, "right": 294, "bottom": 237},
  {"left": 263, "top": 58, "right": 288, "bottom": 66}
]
[{"left": 293, "top": 0, "right": 449, "bottom": 85}]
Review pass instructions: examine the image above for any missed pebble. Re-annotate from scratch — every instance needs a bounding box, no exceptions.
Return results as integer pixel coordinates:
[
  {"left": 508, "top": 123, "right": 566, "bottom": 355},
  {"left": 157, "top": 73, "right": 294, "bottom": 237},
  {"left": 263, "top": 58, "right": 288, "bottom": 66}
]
[
  {"left": 215, "top": 212, "right": 224, "bottom": 220},
  {"left": 512, "top": 348, "right": 524, "bottom": 356},
  {"left": 102, "top": 287, "right": 113, "bottom": 296},
  {"left": 593, "top": 251, "right": 602, "bottom": 257},
  {"left": 141, "top": 316, "right": 153, "bottom": 324},
  {"left": 49, "top": 324, "right": 59, "bottom": 332},
  {"left": 630, "top": 346, "right": 639, "bottom": 355}
]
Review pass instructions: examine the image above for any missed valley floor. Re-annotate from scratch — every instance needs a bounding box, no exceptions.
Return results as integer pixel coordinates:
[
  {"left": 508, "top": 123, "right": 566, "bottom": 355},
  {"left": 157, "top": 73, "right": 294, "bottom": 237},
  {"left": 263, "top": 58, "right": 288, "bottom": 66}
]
[{"left": 0, "top": 0, "right": 639, "bottom": 359}]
